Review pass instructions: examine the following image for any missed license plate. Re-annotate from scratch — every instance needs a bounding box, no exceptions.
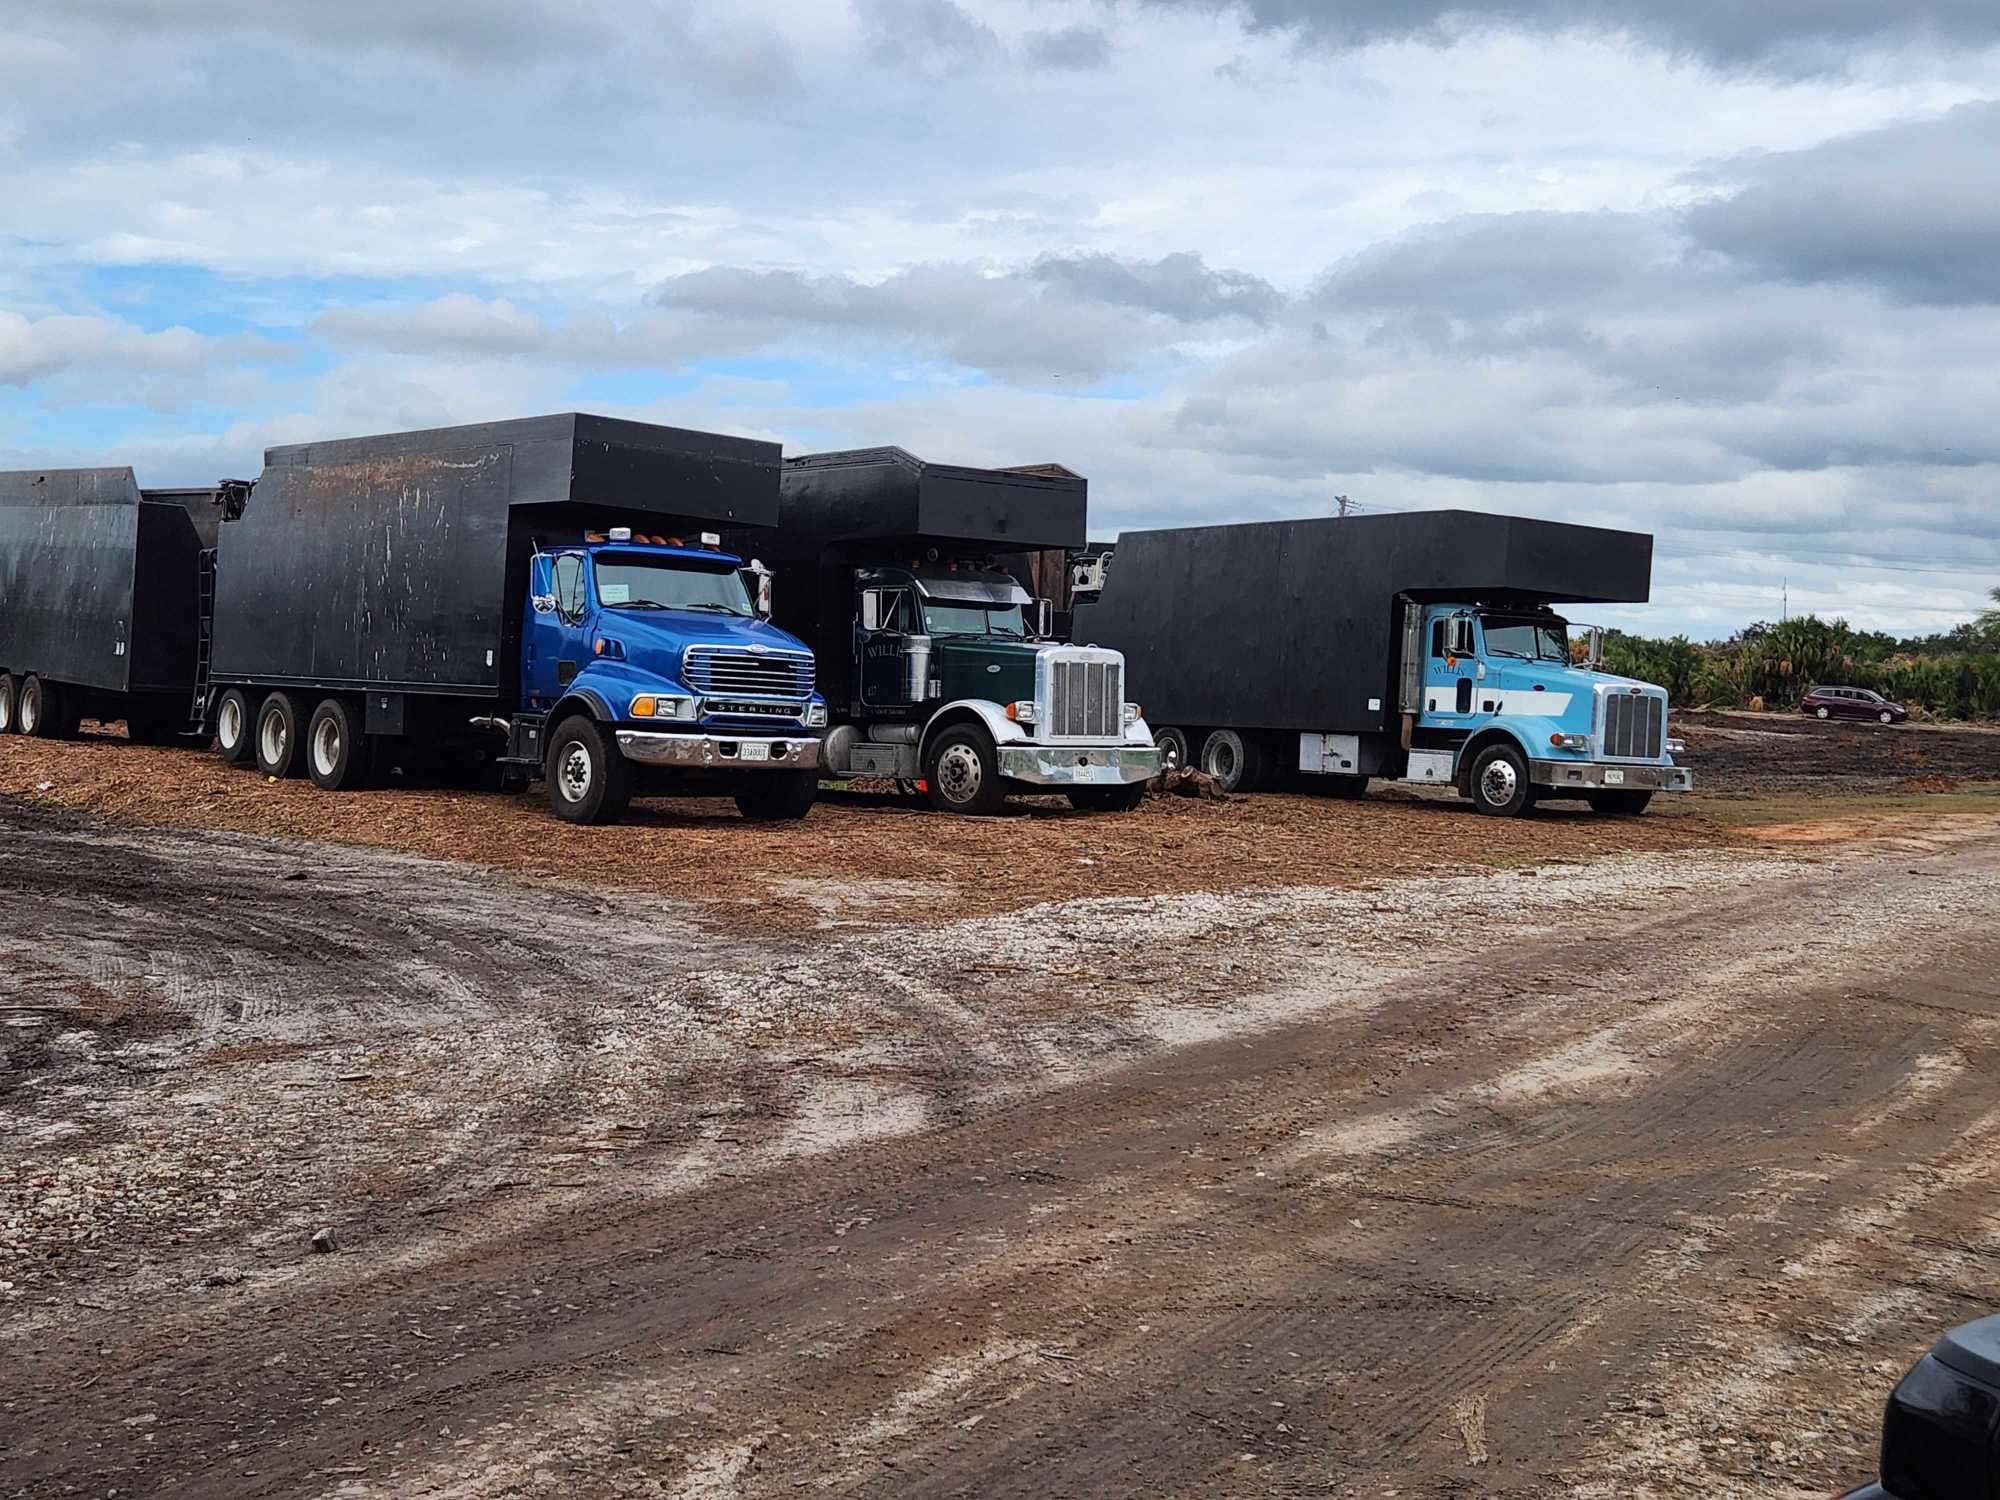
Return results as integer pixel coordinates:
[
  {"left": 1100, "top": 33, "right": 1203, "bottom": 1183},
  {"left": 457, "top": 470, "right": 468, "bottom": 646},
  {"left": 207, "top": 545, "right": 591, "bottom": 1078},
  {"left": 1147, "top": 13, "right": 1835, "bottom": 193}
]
[
  {"left": 1602, "top": 768, "right": 1625, "bottom": 785},
  {"left": 739, "top": 741, "right": 770, "bottom": 762}
]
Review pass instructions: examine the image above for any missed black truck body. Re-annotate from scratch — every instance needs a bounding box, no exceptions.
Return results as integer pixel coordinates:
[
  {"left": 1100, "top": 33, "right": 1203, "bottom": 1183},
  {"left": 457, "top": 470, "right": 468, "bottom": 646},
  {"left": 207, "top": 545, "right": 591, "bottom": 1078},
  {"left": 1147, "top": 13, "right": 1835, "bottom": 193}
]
[
  {"left": 1074, "top": 510, "right": 1652, "bottom": 738},
  {"left": 211, "top": 413, "right": 778, "bottom": 711},
  {"left": 0, "top": 467, "right": 226, "bottom": 739}
]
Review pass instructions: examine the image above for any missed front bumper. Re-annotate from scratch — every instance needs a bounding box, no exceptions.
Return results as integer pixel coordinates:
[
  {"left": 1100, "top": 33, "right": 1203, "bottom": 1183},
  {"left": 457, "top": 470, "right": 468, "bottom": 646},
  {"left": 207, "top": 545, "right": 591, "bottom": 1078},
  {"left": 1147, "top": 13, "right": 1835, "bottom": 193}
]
[
  {"left": 1530, "top": 759, "right": 1693, "bottom": 794},
  {"left": 999, "top": 742, "right": 1160, "bottom": 787},
  {"left": 614, "top": 730, "right": 821, "bottom": 772}
]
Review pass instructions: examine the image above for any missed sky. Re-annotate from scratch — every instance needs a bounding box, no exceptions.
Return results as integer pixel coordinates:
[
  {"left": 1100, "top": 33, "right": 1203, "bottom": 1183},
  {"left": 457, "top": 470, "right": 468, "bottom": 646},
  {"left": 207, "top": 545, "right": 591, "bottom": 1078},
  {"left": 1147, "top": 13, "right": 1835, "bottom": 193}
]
[{"left": 2, "top": 0, "right": 1997, "bottom": 639}]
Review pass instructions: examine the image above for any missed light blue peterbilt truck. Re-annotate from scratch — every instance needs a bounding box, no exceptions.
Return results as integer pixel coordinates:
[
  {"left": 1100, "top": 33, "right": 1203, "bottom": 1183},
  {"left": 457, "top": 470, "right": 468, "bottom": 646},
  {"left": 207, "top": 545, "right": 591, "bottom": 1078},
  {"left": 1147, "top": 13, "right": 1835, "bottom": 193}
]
[{"left": 1070, "top": 509, "right": 1692, "bottom": 816}]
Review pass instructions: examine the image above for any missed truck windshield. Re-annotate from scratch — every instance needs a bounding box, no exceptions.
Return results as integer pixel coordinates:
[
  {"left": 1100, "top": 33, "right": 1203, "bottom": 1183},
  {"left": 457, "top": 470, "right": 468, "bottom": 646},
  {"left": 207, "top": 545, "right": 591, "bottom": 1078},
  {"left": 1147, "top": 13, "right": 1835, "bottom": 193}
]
[
  {"left": 595, "top": 558, "right": 753, "bottom": 616},
  {"left": 923, "top": 602, "right": 1029, "bottom": 638},
  {"left": 1482, "top": 616, "right": 1570, "bottom": 662}
]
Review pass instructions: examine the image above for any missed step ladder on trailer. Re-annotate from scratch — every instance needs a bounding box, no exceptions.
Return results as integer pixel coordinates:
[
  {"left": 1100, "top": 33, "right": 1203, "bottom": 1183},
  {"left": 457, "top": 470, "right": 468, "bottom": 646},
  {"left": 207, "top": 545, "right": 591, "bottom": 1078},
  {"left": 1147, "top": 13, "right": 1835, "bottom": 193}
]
[{"left": 189, "top": 547, "right": 217, "bottom": 730}]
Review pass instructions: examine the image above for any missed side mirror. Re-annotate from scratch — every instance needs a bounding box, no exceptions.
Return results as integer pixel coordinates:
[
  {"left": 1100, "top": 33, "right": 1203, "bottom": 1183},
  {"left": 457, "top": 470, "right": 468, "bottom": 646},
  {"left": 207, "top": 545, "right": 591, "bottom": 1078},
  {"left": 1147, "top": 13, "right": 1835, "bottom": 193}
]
[
  {"left": 529, "top": 555, "right": 557, "bottom": 614},
  {"left": 860, "top": 589, "right": 884, "bottom": 633},
  {"left": 1586, "top": 625, "right": 1605, "bottom": 669},
  {"left": 1035, "top": 597, "right": 1053, "bottom": 639},
  {"left": 745, "top": 559, "right": 773, "bottom": 619},
  {"left": 1449, "top": 616, "right": 1476, "bottom": 657}
]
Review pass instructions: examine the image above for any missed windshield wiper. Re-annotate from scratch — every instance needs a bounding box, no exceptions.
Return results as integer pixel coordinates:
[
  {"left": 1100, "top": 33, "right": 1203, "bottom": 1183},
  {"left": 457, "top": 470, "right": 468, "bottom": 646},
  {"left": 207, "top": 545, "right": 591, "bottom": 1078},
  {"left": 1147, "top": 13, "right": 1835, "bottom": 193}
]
[
  {"left": 1486, "top": 646, "right": 1532, "bottom": 660},
  {"left": 674, "top": 602, "right": 750, "bottom": 615},
  {"left": 607, "top": 601, "right": 671, "bottom": 610}
]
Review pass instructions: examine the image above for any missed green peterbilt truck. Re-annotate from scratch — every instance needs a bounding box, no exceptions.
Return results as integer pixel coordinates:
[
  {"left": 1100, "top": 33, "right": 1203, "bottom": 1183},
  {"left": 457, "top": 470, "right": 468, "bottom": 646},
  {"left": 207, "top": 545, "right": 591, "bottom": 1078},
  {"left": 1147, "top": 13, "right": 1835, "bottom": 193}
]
[{"left": 729, "top": 449, "right": 1159, "bottom": 814}]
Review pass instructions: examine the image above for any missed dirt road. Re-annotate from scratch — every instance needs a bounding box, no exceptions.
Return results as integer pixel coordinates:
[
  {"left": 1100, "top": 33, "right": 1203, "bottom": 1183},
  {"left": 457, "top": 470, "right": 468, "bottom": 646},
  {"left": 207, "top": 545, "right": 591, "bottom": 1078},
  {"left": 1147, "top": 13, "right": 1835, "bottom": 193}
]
[{"left": 6, "top": 801, "right": 1999, "bottom": 1498}]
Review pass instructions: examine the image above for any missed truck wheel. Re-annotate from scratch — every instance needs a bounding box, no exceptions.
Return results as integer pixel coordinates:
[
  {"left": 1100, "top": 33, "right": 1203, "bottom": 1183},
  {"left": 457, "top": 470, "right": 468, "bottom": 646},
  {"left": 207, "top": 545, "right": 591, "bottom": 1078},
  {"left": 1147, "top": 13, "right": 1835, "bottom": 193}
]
[
  {"left": 214, "top": 689, "right": 254, "bottom": 764},
  {"left": 1585, "top": 789, "right": 1653, "bottom": 816},
  {"left": 923, "top": 724, "right": 1007, "bottom": 815},
  {"left": 1199, "top": 729, "right": 1268, "bottom": 793},
  {"left": 0, "top": 673, "right": 15, "bottom": 734},
  {"left": 1468, "top": 743, "right": 1532, "bottom": 817},
  {"left": 306, "top": 698, "right": 370, "bottom": 791},
  {"left": 735, "top": 770, "right": 818, "bottom": 821},
  {"left": 1067, "top": 782, "right": 1148, "bottom": 813},
  {"left": 18, "top": 676, "right": 61, "bottom": 739},
  {"left": 1153, "top": 726, "right": 1191, "bottom": 773},
  {"left": 254, "top": 691, "right": 309, "bottom": 779},
  {"left": 545, "top": 714, "right": 633, "bottom": 825}
]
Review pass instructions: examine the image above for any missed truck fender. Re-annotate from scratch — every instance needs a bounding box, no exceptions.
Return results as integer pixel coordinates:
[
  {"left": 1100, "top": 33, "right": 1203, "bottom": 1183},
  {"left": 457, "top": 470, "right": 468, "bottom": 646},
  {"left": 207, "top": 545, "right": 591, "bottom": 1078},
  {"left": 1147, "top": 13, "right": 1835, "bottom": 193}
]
[
  {"left": 919, "top": 700, "right": 1029, "bottom": 766},
  {"left": 1455, "top": 725, "right": 1532, "bottom": 794},
  {"left": 549, "top": 687, "right": 615, "bottom": 727}
]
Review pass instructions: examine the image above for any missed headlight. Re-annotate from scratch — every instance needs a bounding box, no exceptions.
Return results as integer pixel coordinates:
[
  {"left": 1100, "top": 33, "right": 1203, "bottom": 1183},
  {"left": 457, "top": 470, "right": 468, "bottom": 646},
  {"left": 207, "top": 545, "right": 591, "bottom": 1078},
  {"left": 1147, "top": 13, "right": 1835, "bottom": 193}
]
[
  {"left": 1664, "top": 737, "right": 1686, "bottom": 755},
  {"left": 805, "top": 703, "right": 828, "bottom": 728},
  {"left": 631, "top": 694, "right": 697, "bottom": 720},
  {"left": 1548, "top": 732, "right": 1588, "bottom": 751},
  {"left": 1123, "top": 702, "right": 1141, "bottom": 727},
  {"left": 1005, "top": 700, "right": 1039, "bottom": 725}
]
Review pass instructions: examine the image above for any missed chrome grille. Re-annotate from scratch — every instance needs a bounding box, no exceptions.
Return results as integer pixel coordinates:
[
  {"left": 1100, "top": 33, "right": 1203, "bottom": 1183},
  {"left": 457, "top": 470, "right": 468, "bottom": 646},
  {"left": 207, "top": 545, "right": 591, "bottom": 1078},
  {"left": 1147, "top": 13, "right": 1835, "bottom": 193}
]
[
  {"left": 682, "top": 645, "right": 814, "bottom": 699},
  {"left": 1048, "top": 655, "right": 1122, "bottom": 739},
  {"left": 1600, "top": 691, "right": 1665, "bottom": 759}
]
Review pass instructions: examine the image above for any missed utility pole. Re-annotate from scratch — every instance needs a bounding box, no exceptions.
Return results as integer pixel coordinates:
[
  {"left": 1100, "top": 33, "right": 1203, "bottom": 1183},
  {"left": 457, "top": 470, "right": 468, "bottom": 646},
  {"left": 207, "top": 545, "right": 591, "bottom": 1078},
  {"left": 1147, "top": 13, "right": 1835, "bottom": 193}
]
[
  {"left": 1335, "top": 494, "right": 1351, "bottom": 518},
  {"left": 1782, "top": 578, "right": 1788, "bottom": 622}
]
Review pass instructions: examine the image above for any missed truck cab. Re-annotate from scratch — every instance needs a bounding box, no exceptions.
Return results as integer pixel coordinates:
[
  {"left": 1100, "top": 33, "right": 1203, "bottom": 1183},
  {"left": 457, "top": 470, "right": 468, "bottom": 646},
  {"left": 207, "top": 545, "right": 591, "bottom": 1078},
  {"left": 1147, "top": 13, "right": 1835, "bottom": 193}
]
[
  {"left": 831, "top": 561, "right": 1158, "bottom": 814},
  {"left": 519, "top": 528, "right": 828, "bottom": 824},
  {"left": 1405, "top": 601, "right": 1692, "bottom": 816}
]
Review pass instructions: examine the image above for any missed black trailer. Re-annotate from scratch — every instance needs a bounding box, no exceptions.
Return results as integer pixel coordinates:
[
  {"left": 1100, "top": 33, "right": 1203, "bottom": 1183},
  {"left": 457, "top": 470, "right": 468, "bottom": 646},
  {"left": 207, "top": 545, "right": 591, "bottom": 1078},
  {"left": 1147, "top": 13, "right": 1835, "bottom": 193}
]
[
  {"left": 1073, "top": 510, "right": 1684, "bottom": 812},
  {"left": 0, "top": 468, "right": 230, "bottom": 742},
  {"left": 727, "top": 449, "right": 1158, "bottom": 813},
  {"left": 206, "top": 413, "right": 820, "bottom": 821}
]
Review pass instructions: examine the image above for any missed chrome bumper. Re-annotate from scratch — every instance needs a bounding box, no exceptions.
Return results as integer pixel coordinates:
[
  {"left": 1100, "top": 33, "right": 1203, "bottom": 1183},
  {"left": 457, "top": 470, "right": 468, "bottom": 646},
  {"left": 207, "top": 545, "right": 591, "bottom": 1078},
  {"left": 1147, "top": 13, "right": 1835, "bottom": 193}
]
[
  {"left": 614, "top": 731, "right": 821, "bottom": 771},
  {"left": 1531, "top": 759, "right": 1693, "bottom": 793},
  {"left": 999, "top": 743, "right": 1160, "bottom": 787}
]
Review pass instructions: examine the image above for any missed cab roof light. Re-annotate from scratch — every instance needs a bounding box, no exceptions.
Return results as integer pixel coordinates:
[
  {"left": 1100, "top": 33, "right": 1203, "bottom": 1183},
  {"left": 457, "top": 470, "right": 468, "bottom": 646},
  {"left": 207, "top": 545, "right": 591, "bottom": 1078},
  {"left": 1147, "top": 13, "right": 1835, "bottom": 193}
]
[
  {"left": 583, "top": 530, "right": 606, "bottom": 543},
  {"left": 700, "top": 531, "right": 721, "bottom": 548},
  {"left": 608, "top": 526, "right": 632, "bottom": 542}
]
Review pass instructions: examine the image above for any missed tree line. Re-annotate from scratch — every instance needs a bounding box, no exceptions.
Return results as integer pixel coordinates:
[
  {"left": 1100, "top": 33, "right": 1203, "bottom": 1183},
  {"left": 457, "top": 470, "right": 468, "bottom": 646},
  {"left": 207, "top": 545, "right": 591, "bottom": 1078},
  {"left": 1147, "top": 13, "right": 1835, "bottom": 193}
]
[{"left": 1595, "top": 588, "right": 2000, "bottom": 720}]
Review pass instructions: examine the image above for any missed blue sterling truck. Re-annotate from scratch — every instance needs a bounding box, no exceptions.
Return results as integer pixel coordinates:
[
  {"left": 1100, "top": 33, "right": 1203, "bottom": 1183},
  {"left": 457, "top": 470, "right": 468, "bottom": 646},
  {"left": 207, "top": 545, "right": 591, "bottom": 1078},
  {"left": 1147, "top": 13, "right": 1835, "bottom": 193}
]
[
  {"left": 198, "top": 414, "right": 828, "bottom": 825},
  {"left": 1071, "top": 509, "right": 1692, "bottom": 816}
]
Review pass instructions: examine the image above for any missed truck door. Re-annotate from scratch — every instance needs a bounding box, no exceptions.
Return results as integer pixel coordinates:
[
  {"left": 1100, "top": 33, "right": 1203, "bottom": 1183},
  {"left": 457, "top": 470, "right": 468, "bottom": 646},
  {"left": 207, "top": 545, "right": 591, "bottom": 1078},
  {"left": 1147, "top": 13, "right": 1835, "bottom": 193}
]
[
  {"left": 857, "top": 586, "right": 925, "bottom": 707},
  {"left": 523, "top": 552, "right": 591, "bottom": 710},
  {"left": 1421, "top": 610, "right": 1483, "bottom": 730}
]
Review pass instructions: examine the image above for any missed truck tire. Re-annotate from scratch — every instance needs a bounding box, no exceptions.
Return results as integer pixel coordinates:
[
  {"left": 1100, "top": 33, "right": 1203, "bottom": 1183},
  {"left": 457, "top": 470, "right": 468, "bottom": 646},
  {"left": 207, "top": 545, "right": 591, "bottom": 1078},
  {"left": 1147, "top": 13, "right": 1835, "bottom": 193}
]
[
  {"left": 923, "top": 724, "right": 1007, "bottom": 816},
  {"left": 306, "top": 698, "right": 370, "bottom": 791},
  {"left": 18, "top": 676, "right": 63, "bottom": 739},
  {"left": 214, "top": 689, "right": 254, "bottom": 764},
  {"left": 545, "top": 714, "right": 633, "bottom": 825},
  {"left": 1153, "top": 726, "right": 1192, "bottom": 773},
  {"left": 735, "top": 770, "right": 818, "bottom": 821},
  {"left": 1067, "top": 782, "right": 1148, "bottom": 813},
  {"left": 1585, "top": 789, "right": 1653, "bottom": 816},
  {"left": 254, "top": 690, "right": 309, "bottom": 779},
  {"left": 1199, "top": 729, "right": 1268, "bottom": 793},
  {"left": 1468, "top": 743, "right": 1532, "bottom": 817},
  {"left": 0, "top": 673, "right": 16, "bottom": 734}
]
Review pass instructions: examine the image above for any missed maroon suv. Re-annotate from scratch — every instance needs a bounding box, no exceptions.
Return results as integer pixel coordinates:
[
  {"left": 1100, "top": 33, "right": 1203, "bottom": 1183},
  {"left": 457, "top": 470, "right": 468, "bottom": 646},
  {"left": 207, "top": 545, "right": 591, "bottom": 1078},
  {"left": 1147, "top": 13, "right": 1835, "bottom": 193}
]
[{"left": 1802, "top": 685, "right": 1908, "bottom": 725}]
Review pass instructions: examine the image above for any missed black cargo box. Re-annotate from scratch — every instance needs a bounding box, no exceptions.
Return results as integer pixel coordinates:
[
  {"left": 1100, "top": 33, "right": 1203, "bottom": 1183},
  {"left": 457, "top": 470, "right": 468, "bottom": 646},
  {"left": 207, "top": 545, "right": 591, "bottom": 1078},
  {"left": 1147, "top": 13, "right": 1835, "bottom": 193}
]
[
  {"left": 0, "top": 468, "right": 220, "bottom": 696},
  {"left": 210, "top": 414, "right": 780, "bottom": 703},
  {"left": 1072, "top": 510, "right": 1653, "bottom": 737},
  {"left": 730, "top": 449, "right": 1087, "bottom": 712}
]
